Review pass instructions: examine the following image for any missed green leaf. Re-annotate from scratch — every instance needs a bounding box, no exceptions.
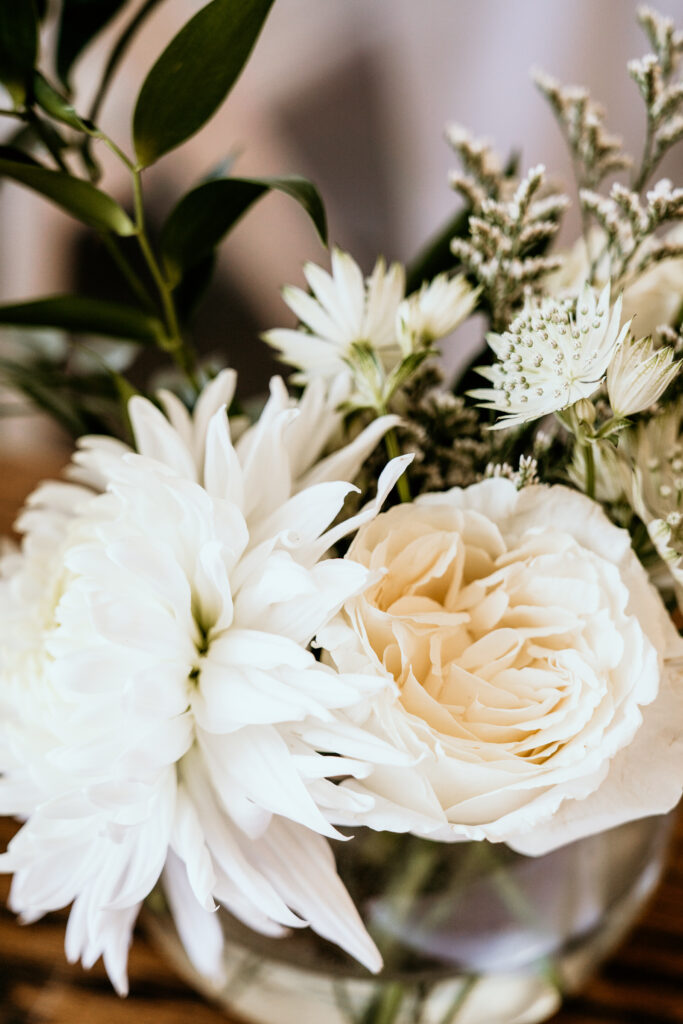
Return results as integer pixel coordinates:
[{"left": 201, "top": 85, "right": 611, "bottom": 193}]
[
  {"left": 33, "top": 72, "right": 94, "bottom": 132},
  {"left": 161, "top": 175, "right": 327, "bottom": 285},
  {"left": 0, "top": 0, "right": 38, "bottom": 105},
  {"left": 0, "top": 296, "right": 163, "bottom": 343},
  {"left": 0, "top": 158, "right": 135, "bottom": 235},
  {"left": 57, "top": 0, "right": 131, "bottom": 87},
  {"left": 0, "top": 146, "right": 41, "bottom": 167},
  {"left": 173, "top": 252, "right": 216, "bottom": 323},
  {"left": 405, "top": 207, "right": 470, "bottom": 294},
  {"left": 133, "top": 0, "right": 274, "bottom": 167}
]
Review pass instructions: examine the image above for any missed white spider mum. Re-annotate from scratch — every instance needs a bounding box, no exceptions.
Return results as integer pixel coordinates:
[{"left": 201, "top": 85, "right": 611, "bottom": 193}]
[
  {"left": 0, "top": 370, "right": 410, "bottom": 994},
  {"left": 470, "top": 284, "right": 629, "bottom": 428},
  {"left": 262, "top": 248, "right": 406, "bottom": 385}
]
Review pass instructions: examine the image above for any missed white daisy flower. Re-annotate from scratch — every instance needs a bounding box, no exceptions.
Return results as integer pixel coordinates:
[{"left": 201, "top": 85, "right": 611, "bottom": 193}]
[
  {"left": 606, "top": 334, "right": 680, "bottom": 418},
  {"left": 396, "top": 273, "right": 478, "bottom": 353},
  {"left": 263, "top": 248, "right": 406, "bottom": 385},
  {"left": 470, "top": 283, "right": 629, "bottom": 428},
  {"left": 0, "top": 370, "right": 410, "bottom": 994}
]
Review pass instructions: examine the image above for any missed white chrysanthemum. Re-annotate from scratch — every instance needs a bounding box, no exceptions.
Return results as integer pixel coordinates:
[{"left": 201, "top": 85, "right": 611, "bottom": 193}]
[
  {"left": 0, "top": 370, "right": 410, "bottom": 994},
  {"left": 263, "top": 249, "right": 405, "bottom": 385},
  {"left": 606, "top": 334, "right": 680, "bottom": 418},
  {"left": 396, "top": 273, "right": 478, "bottom": 353},
  {"left": 470, "top": 284, "right": 629, "bottom": 428}
]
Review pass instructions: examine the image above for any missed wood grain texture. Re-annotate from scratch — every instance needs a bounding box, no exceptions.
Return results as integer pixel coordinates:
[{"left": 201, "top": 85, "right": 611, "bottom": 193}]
[{"left": 0, "top": 455, "right": 681, "bottom": 1023}]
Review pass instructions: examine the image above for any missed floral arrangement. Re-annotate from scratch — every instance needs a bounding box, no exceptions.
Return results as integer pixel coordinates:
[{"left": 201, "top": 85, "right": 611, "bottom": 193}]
[{"left": 0, "top": 1, "right": 682, "bottom": 1016}]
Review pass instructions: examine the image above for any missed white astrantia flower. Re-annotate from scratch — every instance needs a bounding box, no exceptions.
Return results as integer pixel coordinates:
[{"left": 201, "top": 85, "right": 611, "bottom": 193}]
[
  {"left": 396, "top": 273, "right": 478, "bottom": 354},
  {"left": 319, "top": 480, "right": 683, "bottom": 854},
  {"left": 0, "top": 369, "right": 412, "bottom": 994},
  {"left": 606, "top": 334, "right": 680, "bottom": 418},
  {"left": 470, "top": 284, "right": 629, "bottom": 428},
  {"left": 262, "top": 248, "right": 406, "bottom": 386}
]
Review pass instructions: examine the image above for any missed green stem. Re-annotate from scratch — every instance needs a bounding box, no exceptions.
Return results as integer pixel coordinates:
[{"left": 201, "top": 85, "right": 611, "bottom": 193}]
[
  {"left": 583, "top": 441, "right": 596, "bottom": 500},
  {"left": 360, "top": 982, "right": 406, "bottom": 1024},
  {"left": 475, "top": 844, "right": 565, "bottom": 996},
  {"left": 25, "top": 111, "right": 68, "bottom": 171},
  {"left": 131, "top": 168, "right": 199, "bottom": 389},
  {"left": 633, "top": 111, "right": 655, "bottom": 193},
  {"left": 384, "top": 428, "right": 411, "bottom": 503},
  {"left": 96, "top": 130, "right": 136, "bottom": 172},
  {"left": 98, "top": 232, "right": 157, "bottom": 312},
  {"left": 438, "top": 974, "right": 479, "bottom": 1024}
]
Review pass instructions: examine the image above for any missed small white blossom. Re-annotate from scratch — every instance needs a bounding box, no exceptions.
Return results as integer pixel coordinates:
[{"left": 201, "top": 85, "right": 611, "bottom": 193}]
[
  {"left": 470, "top": 283, "right": 629, "bottom": 428},
  {"left": 607, "top": 334, "right": 680, "bottom": 417},
  {"left": 396, "top": 273, "right": 477, "bottom": 353},
  {"left": 263, "top": 249, "right": 405, "bottom": 386}
]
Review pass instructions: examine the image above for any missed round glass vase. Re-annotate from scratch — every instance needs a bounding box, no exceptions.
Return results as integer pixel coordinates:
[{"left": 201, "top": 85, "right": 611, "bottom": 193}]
[{"left": 145, "top": 813, "right": 674, "bottom": 1024}]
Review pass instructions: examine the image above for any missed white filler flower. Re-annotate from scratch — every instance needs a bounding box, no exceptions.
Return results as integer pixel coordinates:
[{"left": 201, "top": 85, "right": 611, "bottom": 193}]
[
  {"left": 470, "top": 284, "right": 628, "bottom": 428},
  {"left": 0, "top": 370, "right": 410, "bottom": 993},
  {"left": 320, "top": 479, "right": 683, "bottom": 854},
  {"left": 263, "top": 250, "right": 476, "bottom": 390},
  {"left": 396, "top": 273, "right": 478, "bottom": 353},
  {"left": 263, "top": 248, "right": 405, "bottom": 384}
]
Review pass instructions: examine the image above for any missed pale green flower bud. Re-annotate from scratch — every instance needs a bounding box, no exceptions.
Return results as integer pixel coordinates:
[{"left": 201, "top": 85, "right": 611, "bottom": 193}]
[{"left": 607, "top": 334, "right": 680, "bottom": 418}]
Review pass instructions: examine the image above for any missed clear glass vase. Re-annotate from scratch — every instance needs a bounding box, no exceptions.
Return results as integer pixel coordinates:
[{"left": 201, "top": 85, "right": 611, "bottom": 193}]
[{"left": 145, "top": 813, "right": 675, "bottom": 1024}]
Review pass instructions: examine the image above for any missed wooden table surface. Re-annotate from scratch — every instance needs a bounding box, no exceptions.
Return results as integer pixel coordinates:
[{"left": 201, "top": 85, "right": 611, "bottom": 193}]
[{"left": 0, "top": 455, "right": 681, "bottom": 1024}]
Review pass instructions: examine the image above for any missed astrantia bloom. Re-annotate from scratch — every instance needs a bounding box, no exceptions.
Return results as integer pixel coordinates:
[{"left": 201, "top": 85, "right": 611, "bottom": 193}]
[
  {"left": 606, "top": 334, "right": 680, "bottom": 418},
  {"left": 320, "top": 480, "right": 683, "bottom": 854},
  {"left": 263, "top": 248, "right": 405, "bottom": 385},
  {"left": 470, "top": 284, "right": 629, "bottom": 428},
  {"left": 0, "top": 370, "right": 410, "bottom": 993}
]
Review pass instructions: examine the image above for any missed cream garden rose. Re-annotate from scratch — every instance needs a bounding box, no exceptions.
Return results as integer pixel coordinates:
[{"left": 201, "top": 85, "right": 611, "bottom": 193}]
[{"left": 320, "top": 480, "right": 683, "bottom": 855}]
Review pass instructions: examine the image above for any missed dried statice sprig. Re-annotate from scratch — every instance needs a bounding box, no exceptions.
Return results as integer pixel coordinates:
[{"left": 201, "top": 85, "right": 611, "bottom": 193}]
[
  {"left": 534, "top": 69, "right": 631, "bottom": 191},
  {"left": 445, "top": 123, "right": 507, "bottom": 206},
  {"left": 629, "top": 20, "right": 683, "bottom": 193},
  {"left": 536, "top": 5, "right": 683, "bottom": 264},
  {"left": 581, "top": 177, "right": 683, "bottom": 283},
  {"left": 348, "top": 364, "right": 497, "bottom": 511},
  {"left": 484, "top": 454, "right": 540, "bottom": 489},
  {"left": 623, "top": 5, "right": 683, "bottom": 190},
  {"left": 638, "top": 4, "right": 683, "bottom": 77},
  {"left": 447, "top": 140, "right": 569, "bottom": 331}
]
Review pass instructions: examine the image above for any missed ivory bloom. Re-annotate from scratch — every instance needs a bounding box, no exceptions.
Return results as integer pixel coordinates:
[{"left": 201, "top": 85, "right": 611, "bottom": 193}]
[{"left": 320, "top": 480, "right": 683, "bottom": 854}]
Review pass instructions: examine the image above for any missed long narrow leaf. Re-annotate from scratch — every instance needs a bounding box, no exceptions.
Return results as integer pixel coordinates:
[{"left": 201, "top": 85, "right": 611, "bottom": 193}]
[
  {"left": 161, "top": 175, "right": 327, "bottom": 285},
  {"left": 57, "top": 0, "right": 132, "bottom": 87},
  {"left": 0, "top": 159, "right": 135, "bottom": 235},
  {"left": 133, "top": 0, "right": 274, "bottom": 167},
  {"left": 0, "top": 297, "right": 163, "bottom": 344},
  {"left": 0, "top": 0, "right": 37, "bottom": 105}
]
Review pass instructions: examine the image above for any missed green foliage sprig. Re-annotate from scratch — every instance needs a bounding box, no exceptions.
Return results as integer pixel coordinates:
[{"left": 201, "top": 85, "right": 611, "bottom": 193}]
[{"left": 0, "top": 0, "right": 328, "bottom": 436}]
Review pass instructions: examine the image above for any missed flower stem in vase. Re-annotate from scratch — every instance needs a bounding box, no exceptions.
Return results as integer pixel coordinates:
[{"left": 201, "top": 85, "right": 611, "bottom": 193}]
[{"left": 359, "top": 981, "right": 407, "bottom": 1024}]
